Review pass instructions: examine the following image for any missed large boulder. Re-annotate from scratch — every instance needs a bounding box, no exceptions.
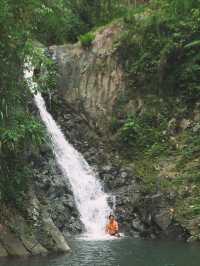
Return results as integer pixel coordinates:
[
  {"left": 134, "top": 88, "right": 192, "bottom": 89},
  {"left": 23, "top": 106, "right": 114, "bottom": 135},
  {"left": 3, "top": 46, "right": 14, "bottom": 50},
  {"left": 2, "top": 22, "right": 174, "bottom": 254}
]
[{"left": 154, "top": 209, "right": 172, "bottom": 231}]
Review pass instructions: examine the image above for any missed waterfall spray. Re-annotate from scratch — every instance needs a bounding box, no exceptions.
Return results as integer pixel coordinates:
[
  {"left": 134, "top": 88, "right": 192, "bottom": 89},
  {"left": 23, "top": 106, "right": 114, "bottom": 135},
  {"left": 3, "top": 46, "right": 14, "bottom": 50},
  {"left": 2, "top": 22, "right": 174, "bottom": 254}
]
[{"left": 24, "top": 63, "right": 112, "bottom": 239}]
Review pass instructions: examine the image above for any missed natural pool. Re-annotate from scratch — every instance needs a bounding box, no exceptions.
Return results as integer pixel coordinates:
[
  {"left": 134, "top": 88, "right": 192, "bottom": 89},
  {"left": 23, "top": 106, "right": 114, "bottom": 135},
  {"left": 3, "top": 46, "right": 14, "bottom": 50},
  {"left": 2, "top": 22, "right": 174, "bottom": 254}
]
[{"left": 1, "top": 237, "right": 200, "bottom": 266}]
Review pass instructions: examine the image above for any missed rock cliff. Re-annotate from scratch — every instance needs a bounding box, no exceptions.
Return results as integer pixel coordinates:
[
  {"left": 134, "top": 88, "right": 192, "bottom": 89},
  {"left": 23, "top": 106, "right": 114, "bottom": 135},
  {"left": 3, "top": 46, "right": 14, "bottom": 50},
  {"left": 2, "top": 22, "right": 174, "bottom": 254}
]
[{"left": 49, "top": 23, "right": 125, "bottom": 131}]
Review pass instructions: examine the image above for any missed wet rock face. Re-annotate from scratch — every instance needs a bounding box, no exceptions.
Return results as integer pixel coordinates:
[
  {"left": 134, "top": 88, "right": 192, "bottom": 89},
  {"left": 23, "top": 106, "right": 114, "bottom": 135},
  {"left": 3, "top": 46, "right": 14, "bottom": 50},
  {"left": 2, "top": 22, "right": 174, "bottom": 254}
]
[{"left": 33, "top": 151, "right": 83, "bottom": 235}]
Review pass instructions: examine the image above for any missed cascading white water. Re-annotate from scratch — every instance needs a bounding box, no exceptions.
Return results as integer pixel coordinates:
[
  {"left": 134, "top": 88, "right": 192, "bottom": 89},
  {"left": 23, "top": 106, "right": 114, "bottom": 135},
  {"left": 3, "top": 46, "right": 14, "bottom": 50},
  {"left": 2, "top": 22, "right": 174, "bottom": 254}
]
[{"left": 24, "top": 64, "right": 112, "bottom": 239}]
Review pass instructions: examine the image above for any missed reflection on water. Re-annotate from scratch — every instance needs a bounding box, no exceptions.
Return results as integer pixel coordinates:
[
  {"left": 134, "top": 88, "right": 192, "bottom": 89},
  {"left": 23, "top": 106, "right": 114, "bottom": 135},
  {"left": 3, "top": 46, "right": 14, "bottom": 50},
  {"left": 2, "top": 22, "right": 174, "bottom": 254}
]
[{"left": 1, "top": 238, "right": 200, "bottom": 266}]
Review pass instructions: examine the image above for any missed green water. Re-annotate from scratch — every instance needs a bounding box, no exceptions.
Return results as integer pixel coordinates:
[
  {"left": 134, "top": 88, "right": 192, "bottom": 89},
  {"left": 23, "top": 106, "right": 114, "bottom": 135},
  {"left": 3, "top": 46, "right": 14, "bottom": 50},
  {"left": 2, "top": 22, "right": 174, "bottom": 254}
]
[{"left": 1, "top": 238, "right": 200, "bottom": 266}]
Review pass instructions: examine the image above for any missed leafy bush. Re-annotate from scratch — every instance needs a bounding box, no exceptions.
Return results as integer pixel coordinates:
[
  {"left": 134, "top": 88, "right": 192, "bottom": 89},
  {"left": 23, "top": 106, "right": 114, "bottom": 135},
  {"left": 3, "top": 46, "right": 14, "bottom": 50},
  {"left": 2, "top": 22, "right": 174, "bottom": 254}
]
[
  {"left": 0, "top": 117, "right": 45, "bottom": 152},
  {"left": 79, "top": 32, "right": 95, "bottom": 48},
  {"left": 118, "top": 117, "right": 140, "bottom": 145},
  {"left": 115, "top": 110, "right": 169, "bottom": 158},
  {"left": 180, "top": 133, "right": 200, "bottom": 161}
]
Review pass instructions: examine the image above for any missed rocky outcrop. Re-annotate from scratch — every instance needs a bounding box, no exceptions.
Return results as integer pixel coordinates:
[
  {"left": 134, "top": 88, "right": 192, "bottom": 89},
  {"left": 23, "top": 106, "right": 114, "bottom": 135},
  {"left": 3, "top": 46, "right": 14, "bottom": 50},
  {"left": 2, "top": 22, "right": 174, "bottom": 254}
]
[
  {"left": 0, "top": 146, "right": 78, "bottom": 258},
  {"left": 49, "top": 22, "right": 125, "bottom": 131},
  {"left": 0, "top": 185, "right": 71, "bottom": 257}
]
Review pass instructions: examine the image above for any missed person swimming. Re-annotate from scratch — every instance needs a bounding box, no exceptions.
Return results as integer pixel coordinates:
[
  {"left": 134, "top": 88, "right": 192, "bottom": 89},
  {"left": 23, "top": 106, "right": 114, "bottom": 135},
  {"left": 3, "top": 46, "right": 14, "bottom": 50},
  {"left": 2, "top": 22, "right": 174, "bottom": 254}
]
[{"left": 106, "top": 214, "right": 120, "bottom": 237}]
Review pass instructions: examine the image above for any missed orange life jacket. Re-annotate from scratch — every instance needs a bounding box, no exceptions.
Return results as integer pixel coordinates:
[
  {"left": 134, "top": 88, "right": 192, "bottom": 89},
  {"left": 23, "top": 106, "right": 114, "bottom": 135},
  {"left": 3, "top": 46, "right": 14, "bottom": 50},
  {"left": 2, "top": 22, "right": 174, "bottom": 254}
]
[{"left": 106, "top": 220, "right": 119, "bottom": 235}]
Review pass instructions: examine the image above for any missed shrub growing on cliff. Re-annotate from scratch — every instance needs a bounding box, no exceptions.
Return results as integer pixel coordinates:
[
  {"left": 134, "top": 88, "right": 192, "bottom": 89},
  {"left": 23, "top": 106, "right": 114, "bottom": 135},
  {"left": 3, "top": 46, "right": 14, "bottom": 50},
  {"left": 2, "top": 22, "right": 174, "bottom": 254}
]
[
  {"left": 115, "top": 110, "right": 169, "bottom": 158},
  {"left": 79, "top": 32, "right": 95, "bottom": 48},
  {"left": 119, "top": 117, "right": 140, "bottom": 145}
]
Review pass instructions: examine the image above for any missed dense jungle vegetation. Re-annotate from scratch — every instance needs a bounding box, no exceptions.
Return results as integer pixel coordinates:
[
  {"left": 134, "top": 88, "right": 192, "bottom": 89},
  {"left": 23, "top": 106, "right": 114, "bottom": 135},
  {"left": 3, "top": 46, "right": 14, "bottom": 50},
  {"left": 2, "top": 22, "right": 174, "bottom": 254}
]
[
  {"left": 113, "top": 0, "right": 200, "bottom": 239},
  {"left": 0, "top": 1, "right": 200, "bottom": 240}
]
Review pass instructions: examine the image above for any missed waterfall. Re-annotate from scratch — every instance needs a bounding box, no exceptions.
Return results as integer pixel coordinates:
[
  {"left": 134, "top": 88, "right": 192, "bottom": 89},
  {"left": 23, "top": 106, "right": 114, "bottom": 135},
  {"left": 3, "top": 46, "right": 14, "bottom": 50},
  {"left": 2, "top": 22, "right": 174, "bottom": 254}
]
[{"left": 24, "top": 64, "right": 112, "bottom": 239}]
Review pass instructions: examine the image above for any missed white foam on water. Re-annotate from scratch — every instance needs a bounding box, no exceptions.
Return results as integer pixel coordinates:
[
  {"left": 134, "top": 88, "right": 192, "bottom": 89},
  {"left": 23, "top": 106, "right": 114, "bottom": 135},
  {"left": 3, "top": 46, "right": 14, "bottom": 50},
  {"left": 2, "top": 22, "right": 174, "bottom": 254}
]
[
  {"left": 24, "top": 63, "right": 113, "bottom": 240},
  {"left": 78, "top": 232, "right": 125, "bottom": 241}
]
